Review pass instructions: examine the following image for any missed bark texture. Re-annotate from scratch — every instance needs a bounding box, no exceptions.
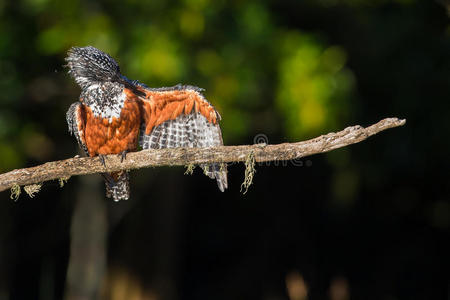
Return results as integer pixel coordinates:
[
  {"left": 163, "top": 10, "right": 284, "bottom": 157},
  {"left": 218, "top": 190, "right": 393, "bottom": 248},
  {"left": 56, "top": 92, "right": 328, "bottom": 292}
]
[{"left": 0, "top": 117, "right": 406, "bottom": 193}]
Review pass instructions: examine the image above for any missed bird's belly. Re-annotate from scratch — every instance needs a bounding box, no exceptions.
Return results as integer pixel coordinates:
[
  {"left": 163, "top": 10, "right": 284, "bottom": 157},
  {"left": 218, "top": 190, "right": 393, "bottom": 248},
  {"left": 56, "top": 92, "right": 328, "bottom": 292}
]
[{"left": 84, "top": 101, "right": 141, "bottom": 156}]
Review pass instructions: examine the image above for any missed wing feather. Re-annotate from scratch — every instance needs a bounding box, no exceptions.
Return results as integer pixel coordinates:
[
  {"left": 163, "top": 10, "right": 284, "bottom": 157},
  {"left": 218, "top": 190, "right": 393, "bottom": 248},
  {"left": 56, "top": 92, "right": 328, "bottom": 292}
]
[
  {"left": 137, "top": 85, "right": 228, "bottom": 191},
  {"left": 184, "top": 98, "right": 195, "bottom": 115},
  {"left": 66, "top": 102, "right": 88, "bottom": 155}
]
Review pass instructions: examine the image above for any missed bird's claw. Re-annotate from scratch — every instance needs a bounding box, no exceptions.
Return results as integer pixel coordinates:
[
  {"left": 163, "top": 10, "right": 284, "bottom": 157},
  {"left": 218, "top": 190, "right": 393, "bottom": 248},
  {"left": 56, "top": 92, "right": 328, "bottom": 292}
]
[
  {"left": 118, "top": 151, "right": 127, "bottom": 163},
  {"left": 99, "top": 154, "right": 107, "bottom": 167}
]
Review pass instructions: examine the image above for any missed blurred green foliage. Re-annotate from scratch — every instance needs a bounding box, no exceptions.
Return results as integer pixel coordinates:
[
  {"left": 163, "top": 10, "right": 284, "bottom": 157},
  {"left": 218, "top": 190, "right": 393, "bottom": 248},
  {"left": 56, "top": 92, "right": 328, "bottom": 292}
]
[
  {"left": 2, "top": 0, "right": 442, "bottom": 224},
  {"left": 1, "top": 0, "right": 449, "bottom": 298},
  {"left": 0, "top": 0, "right": 363, "bottom": 173},
  {"left": 276, "top": 32, "right": 354, "bottom": 138},
  {"left": 0, "top": 0, "right": 446, "bottom": 215}
]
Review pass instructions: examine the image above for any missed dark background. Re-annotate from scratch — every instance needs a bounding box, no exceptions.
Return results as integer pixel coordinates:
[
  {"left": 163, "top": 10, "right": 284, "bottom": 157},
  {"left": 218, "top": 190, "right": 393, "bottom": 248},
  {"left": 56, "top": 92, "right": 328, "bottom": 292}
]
[{"left": 0, "top": 0, "right": 449, "bottom": 299}]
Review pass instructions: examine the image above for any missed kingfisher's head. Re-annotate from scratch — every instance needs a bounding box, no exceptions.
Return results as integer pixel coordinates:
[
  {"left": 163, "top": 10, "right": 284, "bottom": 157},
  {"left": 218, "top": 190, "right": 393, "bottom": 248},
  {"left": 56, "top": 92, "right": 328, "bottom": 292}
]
[{"left": 66, "top": 46, "right": 121, "bottom": 89}]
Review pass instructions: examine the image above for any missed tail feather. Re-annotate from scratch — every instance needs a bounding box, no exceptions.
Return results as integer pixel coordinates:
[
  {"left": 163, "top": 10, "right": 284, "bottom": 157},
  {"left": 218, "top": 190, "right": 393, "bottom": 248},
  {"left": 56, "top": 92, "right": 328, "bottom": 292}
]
[
  {"left": 104, "top": 171, "right": 130, "bottom": 201},
  {"left": 202, "top": 163, "right": 228, "bottom": 192}
]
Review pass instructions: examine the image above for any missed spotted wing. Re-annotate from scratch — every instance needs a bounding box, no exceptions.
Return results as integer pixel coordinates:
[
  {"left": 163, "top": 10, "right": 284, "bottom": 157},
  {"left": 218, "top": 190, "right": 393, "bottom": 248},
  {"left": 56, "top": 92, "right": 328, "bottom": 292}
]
[
  {"left": 66, "top": 102, "right": 88, "bottom": 155},
  {"left": 137, "top": 84, "right": 228, "bottom": 192}
]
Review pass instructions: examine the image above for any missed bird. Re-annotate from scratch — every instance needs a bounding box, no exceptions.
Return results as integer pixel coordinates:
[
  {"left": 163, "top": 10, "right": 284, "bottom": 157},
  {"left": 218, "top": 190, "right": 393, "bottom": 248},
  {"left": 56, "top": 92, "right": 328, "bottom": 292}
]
[{"left": 65, "top": 46, "right": 228, "bottom": 201}]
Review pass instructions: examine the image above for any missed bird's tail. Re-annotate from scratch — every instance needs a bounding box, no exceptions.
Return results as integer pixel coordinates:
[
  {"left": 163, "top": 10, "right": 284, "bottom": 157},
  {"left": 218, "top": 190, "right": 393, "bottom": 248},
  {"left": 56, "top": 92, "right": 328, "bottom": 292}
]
[
  {"left": 202, "top": 163, "right": 228, "bottom": 192},
  {"left": 103, "top": 171, "right": 130, "bottom": 201}
]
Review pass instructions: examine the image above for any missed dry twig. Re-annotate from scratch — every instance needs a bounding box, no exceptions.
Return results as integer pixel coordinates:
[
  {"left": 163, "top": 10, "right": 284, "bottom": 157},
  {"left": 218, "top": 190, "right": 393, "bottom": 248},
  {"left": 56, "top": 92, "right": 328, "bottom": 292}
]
[{"left": 0, "top": 117, "right": 405, "bottom": 193}]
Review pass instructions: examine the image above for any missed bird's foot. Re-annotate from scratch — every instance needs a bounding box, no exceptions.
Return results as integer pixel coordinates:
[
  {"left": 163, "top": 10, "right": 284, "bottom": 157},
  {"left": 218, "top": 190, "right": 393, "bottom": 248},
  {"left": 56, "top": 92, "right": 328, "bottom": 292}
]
[
  {"left": 99, "top": 154, "right": 107, "bottom": 167},
  {"left": 118, "top": 150, "right": 127, "bottom": 163}
]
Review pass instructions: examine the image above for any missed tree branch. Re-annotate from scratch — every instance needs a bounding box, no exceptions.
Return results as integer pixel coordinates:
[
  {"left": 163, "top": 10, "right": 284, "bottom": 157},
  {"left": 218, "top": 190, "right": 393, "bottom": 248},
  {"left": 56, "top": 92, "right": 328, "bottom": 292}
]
[{"left": 0, "top": 117, "right": 405, "bottom": 193}]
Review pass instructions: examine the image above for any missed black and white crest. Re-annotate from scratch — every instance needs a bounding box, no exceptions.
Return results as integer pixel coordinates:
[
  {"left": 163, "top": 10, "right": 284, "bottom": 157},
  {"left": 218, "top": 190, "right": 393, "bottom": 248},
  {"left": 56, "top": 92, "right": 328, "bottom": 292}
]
[
  {"left": 66, "top": 46, "right": 121, "bottom": 88},
  {"left": 66, "top": 46, "right": 127, "bottom": 121}
]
